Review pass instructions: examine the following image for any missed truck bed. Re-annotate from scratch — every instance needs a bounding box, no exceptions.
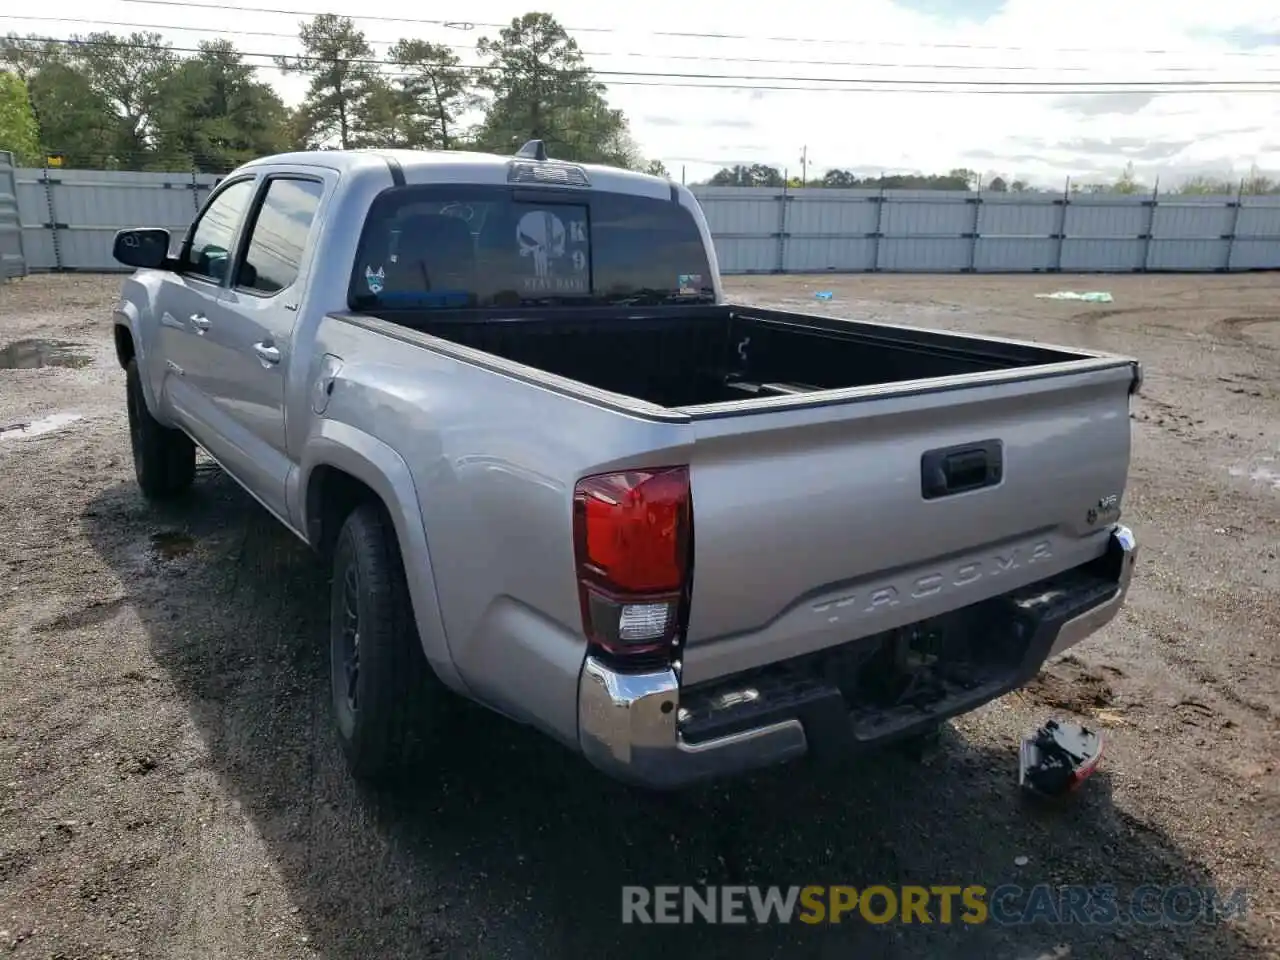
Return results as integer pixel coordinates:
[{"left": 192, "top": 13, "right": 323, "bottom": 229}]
[
  {"left": 360, "top": 304, "right": 1092, "bottom": 411},
  {"left": 333, "top": 302, "right": 1137, "bottom": 688}
]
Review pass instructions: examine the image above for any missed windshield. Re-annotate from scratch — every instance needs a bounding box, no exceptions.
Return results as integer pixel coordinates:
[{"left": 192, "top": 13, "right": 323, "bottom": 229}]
[{"left": 348, "top": 184, "right": 715, "bottom": 310}]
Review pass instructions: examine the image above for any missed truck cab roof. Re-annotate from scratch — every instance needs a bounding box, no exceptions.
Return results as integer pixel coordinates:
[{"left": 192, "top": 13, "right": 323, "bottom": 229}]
[{"left": 238, "top": 147, "right": 677, "bottom": 200}]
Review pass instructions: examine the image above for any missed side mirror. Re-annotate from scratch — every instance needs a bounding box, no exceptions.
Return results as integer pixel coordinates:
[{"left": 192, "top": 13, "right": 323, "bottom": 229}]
[{"left": 113, "top": 228, "right": 171, "bottom": 269}]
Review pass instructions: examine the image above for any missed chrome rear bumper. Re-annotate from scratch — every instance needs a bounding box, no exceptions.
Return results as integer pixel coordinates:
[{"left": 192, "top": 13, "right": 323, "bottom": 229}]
[
  {"left": 1046, "top": 523, "right": 1137, "bottom": 657},
  {"left": 577, "top": 524, "right": 1137, "bottom": 789},
  {"left": 577, "top": 660, "right": 808, "bottom": 789}
]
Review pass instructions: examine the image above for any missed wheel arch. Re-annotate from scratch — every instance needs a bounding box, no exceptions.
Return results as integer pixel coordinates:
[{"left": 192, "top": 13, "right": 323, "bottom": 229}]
[
  {"left": 300, "top": 424, "right": 466, "bottom": 695},
  {"left": 113, "top": 323, "right": 136, "bottom": 369},
  {"left": 112, "top": 294, "right": 164, "bottom": 420}
]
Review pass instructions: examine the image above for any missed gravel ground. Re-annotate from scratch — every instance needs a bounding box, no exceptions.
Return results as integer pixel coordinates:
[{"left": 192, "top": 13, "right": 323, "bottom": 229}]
[{"left": 0, "top": 272, "right": 1276, "bottom": 959}]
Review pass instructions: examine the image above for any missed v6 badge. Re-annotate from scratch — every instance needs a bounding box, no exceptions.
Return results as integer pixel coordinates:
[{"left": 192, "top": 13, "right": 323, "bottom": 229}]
[{"left": 1087, "top": 494, "right": 1121, "bottom": 526}]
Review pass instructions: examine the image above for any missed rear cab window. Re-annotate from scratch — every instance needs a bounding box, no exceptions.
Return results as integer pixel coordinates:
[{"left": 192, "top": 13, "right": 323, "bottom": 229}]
[{"left": 347, "top": 184, "right": 715, "bottom": 311}]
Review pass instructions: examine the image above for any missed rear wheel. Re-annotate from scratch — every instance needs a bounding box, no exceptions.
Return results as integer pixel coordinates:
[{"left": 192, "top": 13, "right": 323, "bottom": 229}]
[
  {"left": 329, "top": 501, "right": 438, "bottom": 783},
  {"left": 125, "top": 357, "right": 195, "bottom": 500}
]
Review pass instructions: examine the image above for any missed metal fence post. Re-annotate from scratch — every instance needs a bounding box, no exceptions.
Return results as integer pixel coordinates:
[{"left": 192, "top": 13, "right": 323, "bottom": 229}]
[
  {"left": 964, "top": 185, "right": 982, "bottom": 273},
  {"left": 1223, "top": 179, "right": 1244, "bottom": 271},
  {"left": 1140, "top": 179, "right": 1159, "bottom": 272},
  {"left": 0, "top": 150, "right": 26, "bottom": 280},
  {"left": 41, "top": 161, "right": 64, "bottom": 271},
  {"left": 191, "top": 168, "right": 201, "bottom": 215},
  {"left": 774, "top": 181, "right": 789, "bottom": 274},
  {"left": 1051, "top": 177, "right": 1070, "bottom": 272},
  {"left": 870, "top": 176, "right": 886, "bottom": 272}
]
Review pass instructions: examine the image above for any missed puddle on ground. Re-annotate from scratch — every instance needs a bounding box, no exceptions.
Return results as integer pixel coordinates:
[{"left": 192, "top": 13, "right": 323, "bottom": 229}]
[
  {"left": 0, "top": 412, "right": 84, "bottom": 441},
  {"left": 150, "top": 530, "right": 196, "bottom": 560},
  {"left": 1228, "top": 457, "right": 1280, "bottom": 490},
  {"left": 0, "top": 339, "right": 92, "bottom": 370}
]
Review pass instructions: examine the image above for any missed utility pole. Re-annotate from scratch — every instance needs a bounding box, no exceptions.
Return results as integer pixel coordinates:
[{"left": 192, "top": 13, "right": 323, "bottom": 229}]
[{"left": 799, "top": 145, "right": 809, "bottom": 187}]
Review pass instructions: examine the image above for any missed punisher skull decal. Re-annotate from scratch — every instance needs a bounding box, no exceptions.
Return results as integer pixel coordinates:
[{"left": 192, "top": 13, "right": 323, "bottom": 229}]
[{"left": 516, "top": 210, "right": 566, "bottom": 282}]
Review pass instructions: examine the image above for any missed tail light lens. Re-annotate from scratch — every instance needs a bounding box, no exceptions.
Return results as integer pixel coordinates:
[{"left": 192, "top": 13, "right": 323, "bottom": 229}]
[{"left": 573, "top": 466, "right": 692, "bottom": 663}]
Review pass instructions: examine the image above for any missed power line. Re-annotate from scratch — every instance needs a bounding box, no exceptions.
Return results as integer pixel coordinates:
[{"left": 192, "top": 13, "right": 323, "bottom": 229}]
[
  {"left": 596, "top": 82, "right": 1280, "bottom": 93},
  {"left": 86, "top": 0, "right": 1280, "bottom": 59},
  {"left": 6, "top": 14, "right": 1279, "bottom": 75},
  {"left": 18, "top": 34, "right": 1280, "bottom": 92}
]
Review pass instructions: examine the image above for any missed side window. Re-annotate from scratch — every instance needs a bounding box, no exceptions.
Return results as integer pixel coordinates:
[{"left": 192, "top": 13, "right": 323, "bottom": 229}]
[
  {"left": 183, "top": 179, "right": 255, "bottom": 283},
  {"left": 236, "top": 178, "right": 325, "bottom": 295}
]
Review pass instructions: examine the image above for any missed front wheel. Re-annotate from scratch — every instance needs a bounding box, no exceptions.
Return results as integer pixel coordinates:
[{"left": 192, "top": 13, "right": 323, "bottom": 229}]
[
  {"left": 125, "top": 357, "right": 195, "bottom": 500},
  {"left": 329, "top": 502, "right": 439, "bottom": 783}
]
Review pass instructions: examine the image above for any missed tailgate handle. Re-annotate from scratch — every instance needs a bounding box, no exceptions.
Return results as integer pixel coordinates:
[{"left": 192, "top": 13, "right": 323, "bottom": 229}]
[{"left": 921, "top": 440, "right": 1003, "bottom": 499}]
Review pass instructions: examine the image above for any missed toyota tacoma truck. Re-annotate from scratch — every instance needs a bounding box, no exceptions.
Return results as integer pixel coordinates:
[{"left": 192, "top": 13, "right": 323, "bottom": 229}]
[{"left": 109, "top": 142, "right": 1140, "bottom": 789}]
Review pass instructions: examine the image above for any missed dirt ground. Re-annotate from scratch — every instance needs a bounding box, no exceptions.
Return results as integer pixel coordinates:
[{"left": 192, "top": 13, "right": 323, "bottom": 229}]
[{"left": 0, "top": 272, "right": 1276, "bottom": 959}]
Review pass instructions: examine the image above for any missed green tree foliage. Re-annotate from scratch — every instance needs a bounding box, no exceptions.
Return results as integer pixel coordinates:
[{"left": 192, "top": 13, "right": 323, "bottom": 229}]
[
  {"left": 0, "top": 36, "right": 54, "bottom": 80},
  {"left": 355, "top": 80, "right": 417, "bottom": 150},
  {"left": 771, "top": 167, "right": 974, "bottom": 190},
  {"left": 384, "top": 40, "right": 478, "bottom": 150},
  {"left": 644, "top": 159, "right": 671, "bottom": 178},
  {"left": 1174, "top": 167, "right": 1280, "bottom": 195},
  {"left": 275, "top": 15, "right": 384, "bottom": 149},
  {"left": 473, "top": 13, "right": 634, "bottom": 165},
  {"left": 3, "top": 34, "right": 131, "bottom": 165},
  {"left": 27, "top": 62, "right": 119, "bottom": 165},
  {"left": 72, "top": 32, "right": 177, "bottom": 159},
  {"left": 593, "top": 115, "right": 643, "bottom": 169},
  {"left": 0, "top": 69, "right": 39, "bottom": 164},
  {"left": 1176, "top": 174, "right": 1236, "bottom": 195},
  {"left": 1110, "top": 161, "right": 1143, "bottom": 195},
  {"left": 1241, "top": 165, "right": 1276, "bottom": 195},
  {"left": 819, "top": 168, "right": 856, "bottom": 188},
  {"left": 3, "top": 14, "right": 648, "bottom": 171},
  {"left": 153, "top": 40, "right": 290, "bottom": 171},
  {"left": 709, "top": 164, "right": 785, "bottom": 187}
]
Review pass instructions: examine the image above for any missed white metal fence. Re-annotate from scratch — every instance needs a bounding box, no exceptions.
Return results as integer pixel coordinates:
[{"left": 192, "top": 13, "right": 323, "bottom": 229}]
[
  {"left": 695, "top": 186, "right": 1280, "bottom": 273},
  {"left": 7, "top": 167, "right": 1280, "bottom": 275},
  {"left": 0, "top": 153, "right": 24, "bottom": 280},
  {"left": 12, "top": 167, "right": 218, "bottom": 274}
]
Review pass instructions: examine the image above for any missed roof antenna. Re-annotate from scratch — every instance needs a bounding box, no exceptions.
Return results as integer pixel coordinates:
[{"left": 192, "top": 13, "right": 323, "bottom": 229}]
[{"left": 516, "top": 139, "right": 548, "bottom": 161}]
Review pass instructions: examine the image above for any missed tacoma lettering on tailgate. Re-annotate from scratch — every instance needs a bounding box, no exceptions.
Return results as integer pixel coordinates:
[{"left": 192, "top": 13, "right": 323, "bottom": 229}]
[{"left": 812, "top": 540, "right": 1053, "bottom": 623}]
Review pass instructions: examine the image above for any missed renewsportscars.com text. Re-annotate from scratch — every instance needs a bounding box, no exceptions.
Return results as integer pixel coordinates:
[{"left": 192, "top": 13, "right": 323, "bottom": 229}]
[{"left": 621, "top": 884, "right": 1248, "bottom": 926}]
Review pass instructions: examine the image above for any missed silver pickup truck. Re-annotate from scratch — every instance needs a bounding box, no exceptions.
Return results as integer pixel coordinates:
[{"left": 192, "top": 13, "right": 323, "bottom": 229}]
[{"left": 110, "top": 142, "right": 1140, "bottom": 789}]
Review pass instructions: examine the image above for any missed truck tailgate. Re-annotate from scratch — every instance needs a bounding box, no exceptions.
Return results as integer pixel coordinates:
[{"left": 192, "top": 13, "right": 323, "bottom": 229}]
[{"left": 680, "top": 362, "right": 1135, "bottom": 686}]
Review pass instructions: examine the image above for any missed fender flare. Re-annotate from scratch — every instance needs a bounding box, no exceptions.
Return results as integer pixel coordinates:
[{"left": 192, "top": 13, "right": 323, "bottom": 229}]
[
  {"left": 113, "top": 291, "right": 185, "bottom": 429},
  {"left": 298, "top": 422, "right": 468, "bottom": 695},
  {"left": 112, "top": 297, "right": 162, "bottom": 416}
]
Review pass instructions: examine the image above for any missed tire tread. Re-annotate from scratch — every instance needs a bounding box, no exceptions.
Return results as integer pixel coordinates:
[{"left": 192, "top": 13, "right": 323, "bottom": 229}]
[
  {"left": 126, "top": 357, "right": 195, "bottom": 500},
  {"left": 332, "top": 502, "right": 434, "bottom": 783}
]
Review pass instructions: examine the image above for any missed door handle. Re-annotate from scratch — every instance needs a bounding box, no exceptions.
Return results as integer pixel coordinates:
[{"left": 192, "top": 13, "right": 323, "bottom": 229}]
[
  {"left": 253, "top": 342, "right": 281, "bottom": 366},
  {"left": 190, "top": 313, "right": 210, "bottom": 332}
]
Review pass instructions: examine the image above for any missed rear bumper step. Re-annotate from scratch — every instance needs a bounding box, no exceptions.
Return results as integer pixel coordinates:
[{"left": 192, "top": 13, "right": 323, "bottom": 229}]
[{"left": 577, "top": 525, "right": 1137, "bottom": 789}]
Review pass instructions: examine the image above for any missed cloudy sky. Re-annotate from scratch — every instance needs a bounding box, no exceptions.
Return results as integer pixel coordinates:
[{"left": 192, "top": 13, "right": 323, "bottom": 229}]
[{"left": 5, "top": 0, "right": 1280, "bottom": 186}]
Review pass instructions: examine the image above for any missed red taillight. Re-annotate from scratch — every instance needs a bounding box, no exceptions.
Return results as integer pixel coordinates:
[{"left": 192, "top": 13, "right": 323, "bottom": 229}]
[{"left": 573, "top": 466, "right": 692, "bottom": 661}]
